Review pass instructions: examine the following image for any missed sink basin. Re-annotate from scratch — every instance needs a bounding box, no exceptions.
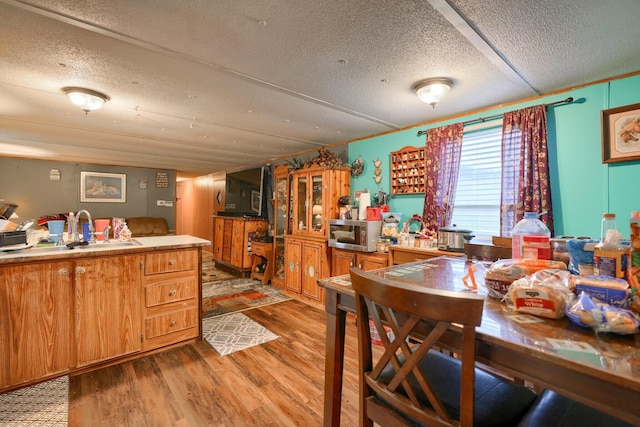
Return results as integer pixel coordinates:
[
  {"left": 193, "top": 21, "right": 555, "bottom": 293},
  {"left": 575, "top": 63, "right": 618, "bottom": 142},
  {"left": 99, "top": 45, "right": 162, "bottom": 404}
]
[{"left": 26, "top": 239, "right": 141, "bottom": 253}]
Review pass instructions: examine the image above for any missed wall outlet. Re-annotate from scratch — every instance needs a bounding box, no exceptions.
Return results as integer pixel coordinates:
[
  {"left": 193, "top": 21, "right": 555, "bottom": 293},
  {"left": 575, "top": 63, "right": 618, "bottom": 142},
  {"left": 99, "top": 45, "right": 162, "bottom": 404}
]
[
  {"left": 157, "top": 200, "right": 166, "bottom": 206},
  {"left": 165, "top": 200, "right": 174, "bottom": 207}
]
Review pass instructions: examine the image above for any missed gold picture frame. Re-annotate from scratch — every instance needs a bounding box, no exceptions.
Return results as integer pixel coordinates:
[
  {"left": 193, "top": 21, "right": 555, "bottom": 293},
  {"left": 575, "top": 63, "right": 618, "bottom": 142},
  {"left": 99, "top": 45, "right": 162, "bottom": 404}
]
[{"left": 602, "top": 102, "right": 640, "bottom": 163}]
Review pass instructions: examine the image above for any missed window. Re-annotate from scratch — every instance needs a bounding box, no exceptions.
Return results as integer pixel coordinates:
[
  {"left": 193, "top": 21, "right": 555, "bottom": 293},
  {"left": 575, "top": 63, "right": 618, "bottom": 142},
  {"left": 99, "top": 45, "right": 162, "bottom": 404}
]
[{"left": 450, "top": 123, "right": 502, "bottom": 239}]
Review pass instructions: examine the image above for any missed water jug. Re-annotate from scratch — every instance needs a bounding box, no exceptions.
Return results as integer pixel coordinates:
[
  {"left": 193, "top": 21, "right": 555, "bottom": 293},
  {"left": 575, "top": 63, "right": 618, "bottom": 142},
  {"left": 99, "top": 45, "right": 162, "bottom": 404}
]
[{"left": 511, "top": 212, "right": 551, "bottom": 259}]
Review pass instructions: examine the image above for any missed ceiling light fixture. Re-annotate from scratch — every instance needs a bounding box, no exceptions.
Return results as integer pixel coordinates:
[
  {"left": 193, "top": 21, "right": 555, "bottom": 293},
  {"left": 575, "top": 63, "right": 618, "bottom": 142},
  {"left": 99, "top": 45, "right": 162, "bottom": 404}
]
[
  {"left": 413, "top": 78, "right": 453, "bottom": 108},
  {"left": 62, "top": 87, "right": 110, "bottom": 114}
]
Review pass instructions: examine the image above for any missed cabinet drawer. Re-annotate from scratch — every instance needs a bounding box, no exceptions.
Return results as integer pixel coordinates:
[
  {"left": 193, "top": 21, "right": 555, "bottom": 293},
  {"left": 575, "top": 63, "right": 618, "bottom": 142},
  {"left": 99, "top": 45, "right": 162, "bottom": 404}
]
[
  {"left": 145, "top": 249, "right": 198, "bottom": 274},
  {"left": 252, "top": 242, "right": 268, "bottom": 257},
  {"left": 145, "top": 307, "right": 198, "bottom": 339},
  {"left": 145, "top": 272, "right": 198, "bottom": 307}
]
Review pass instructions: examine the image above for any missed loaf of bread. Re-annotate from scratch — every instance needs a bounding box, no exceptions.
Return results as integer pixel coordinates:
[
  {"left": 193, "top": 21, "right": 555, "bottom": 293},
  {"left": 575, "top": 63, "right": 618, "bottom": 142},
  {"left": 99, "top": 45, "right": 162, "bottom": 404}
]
[
  {"left": 506, "top": 269, "right": 572, "bottom": 319},
  {"left": 567, "top": 291, "right": 639, "bottom": 334},
  {"left": 485, "top": 258, "right": 567, "bottom": 299},
  {"left": 568, "top": 275, "right": 630, "bottom": 308}
]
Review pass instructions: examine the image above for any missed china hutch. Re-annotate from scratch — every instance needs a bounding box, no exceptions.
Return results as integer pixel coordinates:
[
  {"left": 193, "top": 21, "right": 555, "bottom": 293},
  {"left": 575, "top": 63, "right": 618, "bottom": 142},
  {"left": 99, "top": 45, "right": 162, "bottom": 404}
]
[{"left": 282, "top": 164, "right": 351, "bottom": 304}]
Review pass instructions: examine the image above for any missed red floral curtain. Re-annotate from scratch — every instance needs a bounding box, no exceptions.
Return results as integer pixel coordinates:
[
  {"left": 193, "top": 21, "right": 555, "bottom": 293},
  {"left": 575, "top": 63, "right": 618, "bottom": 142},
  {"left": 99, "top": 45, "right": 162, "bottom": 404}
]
[
  {"left": 421, "top": 123, "right": 464, "bottom": 231},
  {"left": 500, "top": 105, "right": 554, "bottom": 236}
]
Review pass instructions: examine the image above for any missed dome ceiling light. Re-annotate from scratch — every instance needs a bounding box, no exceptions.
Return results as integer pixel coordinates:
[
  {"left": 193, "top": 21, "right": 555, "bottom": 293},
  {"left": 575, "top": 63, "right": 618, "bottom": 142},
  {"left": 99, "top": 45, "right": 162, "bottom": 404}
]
[
  {"left": 62, "top": 87, "right": 110, "bottom": 114},
  {"left": 413, "top": 78, "right": 453, "bottom": 108}
]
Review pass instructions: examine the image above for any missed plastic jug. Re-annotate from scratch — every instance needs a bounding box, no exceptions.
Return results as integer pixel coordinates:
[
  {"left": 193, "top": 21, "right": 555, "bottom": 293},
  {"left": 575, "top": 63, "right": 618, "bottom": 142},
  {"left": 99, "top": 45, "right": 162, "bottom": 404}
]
[{"left": 511, "top": 212, "right": 551, "bottom": 259}]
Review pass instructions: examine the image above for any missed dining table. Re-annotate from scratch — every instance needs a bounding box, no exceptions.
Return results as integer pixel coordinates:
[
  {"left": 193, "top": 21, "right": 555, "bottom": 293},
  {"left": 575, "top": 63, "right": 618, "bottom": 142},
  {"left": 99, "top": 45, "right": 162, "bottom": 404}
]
[{"left": 318, "top": 256, "right": 640, "bottom": 427}]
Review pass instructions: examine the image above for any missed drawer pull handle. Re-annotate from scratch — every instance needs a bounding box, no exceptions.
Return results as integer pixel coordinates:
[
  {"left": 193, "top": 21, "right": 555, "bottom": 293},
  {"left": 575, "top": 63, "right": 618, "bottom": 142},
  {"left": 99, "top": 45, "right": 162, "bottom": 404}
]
[
  {"left": 169, "top": 321, "right": 177, "bottom": 327},
  {"left": 169, "top": 289, "right": 177, "bottom": 296},
  {"left": 169, "top": 259, "right": 176, "bottom": 265},
  {"left": 58, "top": 268, "right": 69, "bottom": 275}
]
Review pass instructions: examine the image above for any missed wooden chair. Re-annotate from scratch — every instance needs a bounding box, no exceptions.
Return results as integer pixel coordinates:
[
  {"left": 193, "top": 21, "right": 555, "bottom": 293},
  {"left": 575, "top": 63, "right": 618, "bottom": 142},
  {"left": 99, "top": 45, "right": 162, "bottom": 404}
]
[{"left": 350, "top": 267, "right": 537, "bottom": 427}]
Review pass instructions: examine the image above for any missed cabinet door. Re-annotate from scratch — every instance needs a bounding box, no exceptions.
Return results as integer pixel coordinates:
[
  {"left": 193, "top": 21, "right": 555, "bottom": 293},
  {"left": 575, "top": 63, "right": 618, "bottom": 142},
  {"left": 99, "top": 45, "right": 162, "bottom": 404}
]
[
  {"left": 230, "top": 219, "right": 245, "bottom": 267},
  {"left": 292, "top": 174, "right": 308, "bottom": 234},
  {"left": 213, "top": 217, "right": 225, "bottom": 259},
  {"left": 285, "top": 239, "right": 302, "bottom": 293},
  {"left": 301, "top": 241, "right": 324, "bottom": 301},
  {"left": 0, "top": 262, "right": 72, "bottom": 387},
  {"left": 358, "top": 253, "right": 388, "bottom": 271},
  {"left": 75, "top": 255, "right": 143, "bottom": 366},
  {"left": 308, "top": 171, "right": 326, "bottom": 237},
  {"left": 331, "top": 249, "right": 356, "bottom": 276}
]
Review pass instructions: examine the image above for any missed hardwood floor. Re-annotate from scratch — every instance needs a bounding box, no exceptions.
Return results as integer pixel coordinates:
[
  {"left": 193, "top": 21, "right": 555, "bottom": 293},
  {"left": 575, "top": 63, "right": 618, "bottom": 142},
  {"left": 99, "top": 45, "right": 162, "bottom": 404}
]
[{"left": 68, "top": 299, "right": 364, "bottom": 427}]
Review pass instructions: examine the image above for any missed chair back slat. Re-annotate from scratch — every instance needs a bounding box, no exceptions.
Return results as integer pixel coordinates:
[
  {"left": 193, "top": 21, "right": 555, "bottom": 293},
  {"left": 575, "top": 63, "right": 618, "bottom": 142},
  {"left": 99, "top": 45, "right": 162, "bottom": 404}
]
[{"left": 350, "top": 267, "right": 485, "bottom": 427}]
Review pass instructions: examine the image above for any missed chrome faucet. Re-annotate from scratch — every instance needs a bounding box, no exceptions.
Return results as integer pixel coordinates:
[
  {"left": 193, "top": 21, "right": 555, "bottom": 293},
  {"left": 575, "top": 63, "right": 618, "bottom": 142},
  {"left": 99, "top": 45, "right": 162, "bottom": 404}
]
[{"left": 74, "top": 210, "right": 94, "bottom": 243}]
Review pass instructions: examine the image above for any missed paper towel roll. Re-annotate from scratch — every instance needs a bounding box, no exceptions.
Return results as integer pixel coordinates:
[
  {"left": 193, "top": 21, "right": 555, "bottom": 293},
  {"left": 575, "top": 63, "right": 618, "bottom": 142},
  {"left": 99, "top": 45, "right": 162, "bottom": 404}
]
[{"left": 359, "top": 192, "right": 370, "bottom": 220}]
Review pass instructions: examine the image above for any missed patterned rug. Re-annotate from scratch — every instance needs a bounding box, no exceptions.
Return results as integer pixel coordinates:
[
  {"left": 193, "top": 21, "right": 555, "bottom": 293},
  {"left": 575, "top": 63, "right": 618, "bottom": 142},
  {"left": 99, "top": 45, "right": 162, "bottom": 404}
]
[
  {"left": 0, "top": 376, "right": 68, "bottom": 427},
  {"left": 202, "top": 312, "right": 279, "bottom": 356}
]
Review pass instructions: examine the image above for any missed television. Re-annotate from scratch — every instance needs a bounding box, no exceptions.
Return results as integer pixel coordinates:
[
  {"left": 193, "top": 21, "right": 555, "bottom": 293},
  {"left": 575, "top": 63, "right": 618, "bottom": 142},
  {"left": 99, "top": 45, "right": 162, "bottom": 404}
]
[{"left": 223, "top": 165, "right": 266, "bottom": 218}]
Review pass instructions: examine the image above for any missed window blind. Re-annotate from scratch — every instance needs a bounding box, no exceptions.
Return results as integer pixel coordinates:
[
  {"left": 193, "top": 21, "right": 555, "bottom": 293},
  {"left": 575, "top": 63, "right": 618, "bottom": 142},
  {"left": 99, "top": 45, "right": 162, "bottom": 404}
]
[{"left": 450, "top": 124, "right": 502, "bottom": 239}]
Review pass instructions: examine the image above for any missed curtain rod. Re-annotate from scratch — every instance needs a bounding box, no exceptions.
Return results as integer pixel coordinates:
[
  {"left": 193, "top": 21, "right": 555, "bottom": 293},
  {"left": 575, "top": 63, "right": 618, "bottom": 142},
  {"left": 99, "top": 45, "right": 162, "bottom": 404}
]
[{"left": 416, "top": 97, "right": 574, "bottom": 137}]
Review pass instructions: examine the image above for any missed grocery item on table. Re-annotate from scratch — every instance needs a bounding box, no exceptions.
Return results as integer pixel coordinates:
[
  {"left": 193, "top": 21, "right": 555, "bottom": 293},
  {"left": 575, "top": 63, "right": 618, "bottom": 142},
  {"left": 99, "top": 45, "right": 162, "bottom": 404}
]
[
  {"left": 567, "top": 291, "right": 639, "bottom": 334},
  {"left": 511, "top": 212, "right": 551, "bottom": 259},
  {"left": 568, "top": 275, "right": 630, "bottom": 308},
  {"left": 484, "top": 258, "right": 567, "bottom": 299},
  {"left": 505, "top": 269, "right": 573, "bottom": 319}
]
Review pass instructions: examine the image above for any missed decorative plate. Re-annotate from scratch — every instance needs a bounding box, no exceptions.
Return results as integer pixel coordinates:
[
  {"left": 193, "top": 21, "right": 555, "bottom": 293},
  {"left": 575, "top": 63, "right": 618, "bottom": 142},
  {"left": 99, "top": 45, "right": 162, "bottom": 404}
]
[{"left": 351, "top": 156, "right": 364, "bottom": 176}]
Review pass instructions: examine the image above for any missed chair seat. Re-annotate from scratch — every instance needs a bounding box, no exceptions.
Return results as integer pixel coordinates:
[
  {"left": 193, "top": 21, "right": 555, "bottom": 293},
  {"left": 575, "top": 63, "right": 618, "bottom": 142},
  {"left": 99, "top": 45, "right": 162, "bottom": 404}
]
[
  {"left": 378, "top": 350, "right": 537, "bottom": 427},
  {"left": 516, "top": 389, "right": 634, "bottom": 427}
]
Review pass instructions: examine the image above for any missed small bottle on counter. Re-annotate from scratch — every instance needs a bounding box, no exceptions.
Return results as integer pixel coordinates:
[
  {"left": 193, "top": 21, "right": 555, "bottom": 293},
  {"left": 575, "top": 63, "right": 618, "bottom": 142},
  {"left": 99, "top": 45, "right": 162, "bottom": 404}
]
[{"left": 594, "top": 213, "right": 627, "bottom": 278}]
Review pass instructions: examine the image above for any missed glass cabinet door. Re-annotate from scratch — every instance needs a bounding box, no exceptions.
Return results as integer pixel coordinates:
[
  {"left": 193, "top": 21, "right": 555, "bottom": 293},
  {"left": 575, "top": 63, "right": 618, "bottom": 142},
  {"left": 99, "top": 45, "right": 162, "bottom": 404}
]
[
  {"left": 273, "top": 175, "right": 288, "bottom": 283},
  {"left": 294, "top": 175, "right": 308, "bottom": 233},
  {"left": 310, "top": 172, "right": 325, "bottom": 234}
]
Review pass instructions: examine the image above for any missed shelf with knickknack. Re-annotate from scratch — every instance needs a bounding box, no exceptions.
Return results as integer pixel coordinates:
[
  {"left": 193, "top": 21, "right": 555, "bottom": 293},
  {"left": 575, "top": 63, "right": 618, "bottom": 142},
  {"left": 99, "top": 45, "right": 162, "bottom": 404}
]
[{"left": 390, "top": 146, "right": 426, "bottom": 194}]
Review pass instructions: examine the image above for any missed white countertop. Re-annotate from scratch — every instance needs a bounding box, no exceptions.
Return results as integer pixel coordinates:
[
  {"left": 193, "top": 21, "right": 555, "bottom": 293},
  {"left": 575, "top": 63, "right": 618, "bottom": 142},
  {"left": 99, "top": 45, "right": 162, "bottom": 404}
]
[{"left": 0, "top": 235, "right": 211, "bottom": 264}]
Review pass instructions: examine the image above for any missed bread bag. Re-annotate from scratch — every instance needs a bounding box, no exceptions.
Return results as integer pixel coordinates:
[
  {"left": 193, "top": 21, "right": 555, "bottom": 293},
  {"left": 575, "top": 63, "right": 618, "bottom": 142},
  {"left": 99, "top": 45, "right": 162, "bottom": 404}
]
[
  {"left": 505, "top": 269, "right": 572, "bottom": 319},
  {"left": 484, "top": 258, "right": 567, "bottom": 299}
]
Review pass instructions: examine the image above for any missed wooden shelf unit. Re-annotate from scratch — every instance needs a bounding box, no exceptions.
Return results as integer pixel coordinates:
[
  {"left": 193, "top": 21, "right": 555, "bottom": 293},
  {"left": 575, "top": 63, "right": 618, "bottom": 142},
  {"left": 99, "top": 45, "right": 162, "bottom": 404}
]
[
  {"left": 390, "top": 146, "right": 426, "bottom": 194},
  {"left": 250, "top": 240, "right": 273, "bottom": 285}
]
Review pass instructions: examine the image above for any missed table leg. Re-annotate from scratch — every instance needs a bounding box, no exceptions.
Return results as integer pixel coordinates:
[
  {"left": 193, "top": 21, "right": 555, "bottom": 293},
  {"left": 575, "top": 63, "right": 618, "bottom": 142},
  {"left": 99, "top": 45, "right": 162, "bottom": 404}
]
[{"left": 323, "top": 290, "right": 347, "bottom": 427}]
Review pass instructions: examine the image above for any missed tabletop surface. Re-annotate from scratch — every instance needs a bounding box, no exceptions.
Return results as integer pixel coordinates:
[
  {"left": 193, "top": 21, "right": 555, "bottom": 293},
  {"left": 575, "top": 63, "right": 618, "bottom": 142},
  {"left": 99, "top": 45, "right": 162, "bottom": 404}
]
[{"left": 319, "top": 256, "right": 640, "bottom": 388}]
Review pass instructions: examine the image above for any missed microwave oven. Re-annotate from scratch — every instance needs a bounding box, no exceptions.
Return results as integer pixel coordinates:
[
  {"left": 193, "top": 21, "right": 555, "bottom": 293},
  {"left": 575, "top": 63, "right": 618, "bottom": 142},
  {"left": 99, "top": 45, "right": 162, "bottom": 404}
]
[{"left": 328, "top": 219, "right": 382, "bottom": 252}]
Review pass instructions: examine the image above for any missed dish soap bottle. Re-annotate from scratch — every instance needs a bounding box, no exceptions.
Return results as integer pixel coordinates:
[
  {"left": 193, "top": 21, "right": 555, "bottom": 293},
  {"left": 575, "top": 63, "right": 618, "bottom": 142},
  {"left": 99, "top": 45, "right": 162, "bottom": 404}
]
[
  {"left": 594, "top": 213, "right": 627, "bottom": 278},
  {"left": 511, "top": 212, "right": 551, "bottom": 259}
]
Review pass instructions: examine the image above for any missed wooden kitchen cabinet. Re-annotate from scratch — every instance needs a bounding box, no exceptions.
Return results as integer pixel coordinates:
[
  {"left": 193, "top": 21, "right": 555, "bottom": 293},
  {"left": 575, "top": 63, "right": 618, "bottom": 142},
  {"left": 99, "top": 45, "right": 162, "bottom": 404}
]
[
  {"left": 331, "top": 248, "right": 388, "bottom": 276},
  {"left": 0, "top": 261, "right": 72, "bottom": 388},
  {"left": 284, "top": 236, "right": 329, "bottom": 303},
  {"left": 143, "top": 248, "right": 199, "bottom": 351},
  {"left": 75, "top": 254, "right": 144, "bottom": 367}
]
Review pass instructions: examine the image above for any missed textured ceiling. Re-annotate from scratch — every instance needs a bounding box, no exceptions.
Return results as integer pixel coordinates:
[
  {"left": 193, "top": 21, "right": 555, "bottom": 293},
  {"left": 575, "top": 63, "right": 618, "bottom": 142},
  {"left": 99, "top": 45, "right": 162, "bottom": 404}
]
[{"left": 1, "top": 0, "right": 640, "bottom": 178}]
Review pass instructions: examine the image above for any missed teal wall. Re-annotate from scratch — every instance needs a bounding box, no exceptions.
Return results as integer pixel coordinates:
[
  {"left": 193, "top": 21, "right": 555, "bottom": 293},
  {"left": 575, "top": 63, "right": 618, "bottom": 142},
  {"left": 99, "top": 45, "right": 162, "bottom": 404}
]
[{"left": 348, "top": 74, "right": 640, "bottom": 239}]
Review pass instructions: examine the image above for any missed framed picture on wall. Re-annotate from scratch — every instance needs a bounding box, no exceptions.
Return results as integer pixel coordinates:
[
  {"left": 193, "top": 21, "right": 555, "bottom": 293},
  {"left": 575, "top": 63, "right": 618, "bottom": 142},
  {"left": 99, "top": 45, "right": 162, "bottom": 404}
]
[
  {"left": 602, "top": 102, "right": 640, "bottom": 163},
  {"left": 80, "top": 171, "right": 127, "bottom": 203}
]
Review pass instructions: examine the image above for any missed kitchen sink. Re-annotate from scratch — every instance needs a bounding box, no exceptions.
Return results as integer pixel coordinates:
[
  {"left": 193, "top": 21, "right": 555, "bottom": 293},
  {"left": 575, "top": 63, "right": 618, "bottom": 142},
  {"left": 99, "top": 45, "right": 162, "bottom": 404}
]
[{"left": 26, "top": 239, "right": 141, "bottom": 252}]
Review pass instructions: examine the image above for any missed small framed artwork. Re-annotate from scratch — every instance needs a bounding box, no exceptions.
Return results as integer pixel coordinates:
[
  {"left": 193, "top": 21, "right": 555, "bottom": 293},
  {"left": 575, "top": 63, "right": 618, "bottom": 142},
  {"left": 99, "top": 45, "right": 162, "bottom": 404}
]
[
  {"left": 80, "top": 171, "right": 126, "bottom": 203},
  {"left": 602, "top": 102, "right": 640, "bottom": 163},
  {"left": 251, "top": 190, "right": 261, "bottom": 212}
]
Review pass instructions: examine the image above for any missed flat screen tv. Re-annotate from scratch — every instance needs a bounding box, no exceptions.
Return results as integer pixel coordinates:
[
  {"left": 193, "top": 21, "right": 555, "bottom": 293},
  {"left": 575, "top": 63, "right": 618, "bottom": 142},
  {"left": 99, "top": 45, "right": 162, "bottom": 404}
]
[{"left": 223, "top": 166, "right": 265, "bottom": 218}]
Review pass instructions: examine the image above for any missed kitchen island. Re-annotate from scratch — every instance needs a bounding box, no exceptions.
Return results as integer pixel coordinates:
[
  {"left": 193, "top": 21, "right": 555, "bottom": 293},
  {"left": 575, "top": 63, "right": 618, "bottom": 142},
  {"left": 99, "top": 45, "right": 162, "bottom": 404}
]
[{"left": 0, "top": 235, "right": 210, "bottom": 393}]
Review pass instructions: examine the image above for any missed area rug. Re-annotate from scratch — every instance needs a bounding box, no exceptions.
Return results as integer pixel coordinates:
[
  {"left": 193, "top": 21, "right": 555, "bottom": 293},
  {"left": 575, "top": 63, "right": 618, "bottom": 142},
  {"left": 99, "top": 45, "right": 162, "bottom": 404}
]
[
  {"left": 202, "top": 277, "right": 291, "bottom": 318},
  {"left": 202, "top": 312, "right": 279, "bottom": 356},
  {"left": 0, "top": 375, "right": 68, "bottom": 427},
  {"left": 201, "top": 259, "right": 234, "bottom": 282}
]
